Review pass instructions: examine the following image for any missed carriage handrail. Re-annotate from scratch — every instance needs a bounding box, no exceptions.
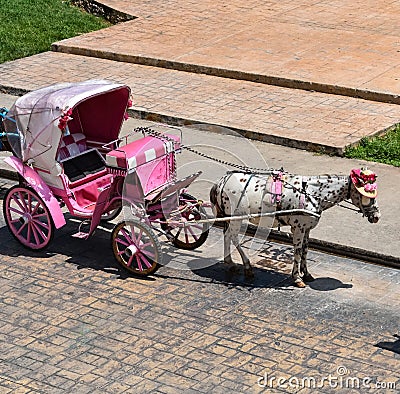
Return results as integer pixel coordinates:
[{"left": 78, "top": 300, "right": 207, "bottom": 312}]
[{"left": 101, "top": 124, "right": 182, "bottom": 152}]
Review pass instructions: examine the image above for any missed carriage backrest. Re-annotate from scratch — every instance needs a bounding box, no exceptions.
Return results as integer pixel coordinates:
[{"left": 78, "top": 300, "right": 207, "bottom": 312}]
[{"left": 57, "top": 132, "right": 87, "bottom": 161}]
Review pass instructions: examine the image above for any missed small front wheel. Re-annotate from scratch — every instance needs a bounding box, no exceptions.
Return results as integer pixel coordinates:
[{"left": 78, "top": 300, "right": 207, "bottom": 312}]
[
  {"left": 3, "top": 186, "right": 55, "bottom": 250},
  {"left": 162, "top": 193, "right": 209, "bottom": 250},
  {"left": 111, "top": 220, "right": 162, "bottom": 276}
]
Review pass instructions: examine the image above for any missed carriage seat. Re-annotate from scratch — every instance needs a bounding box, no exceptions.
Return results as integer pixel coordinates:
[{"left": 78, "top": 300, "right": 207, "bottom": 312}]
[
  {"left": 57, "top": 132, "right": 106, "bottom": 183},
  {"left": 58, "top": 132, "right": 87, "bottom": 161}
]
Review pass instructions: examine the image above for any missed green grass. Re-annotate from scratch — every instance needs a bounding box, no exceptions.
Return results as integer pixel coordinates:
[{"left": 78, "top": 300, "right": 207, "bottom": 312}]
[
  {"left": 0, "top": 0, "right": 110, "bottom": 64},
  {"left": 344, "top": 124, "right": 400, "bottom": 167}
]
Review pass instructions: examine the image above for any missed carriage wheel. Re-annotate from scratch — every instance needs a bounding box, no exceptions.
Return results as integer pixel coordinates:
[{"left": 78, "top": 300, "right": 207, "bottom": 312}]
[
  {"left": 3, "top": 186, "right": 55, "bottom": 250},
  {"left": 111, "top": 220, "right": 162, "bottom": 276},
  {"left": 162, "top": 193, "right": 209, "bottom": 250},
  {"left": 101, "top": 206, "right": 122, "bottom": 222}
]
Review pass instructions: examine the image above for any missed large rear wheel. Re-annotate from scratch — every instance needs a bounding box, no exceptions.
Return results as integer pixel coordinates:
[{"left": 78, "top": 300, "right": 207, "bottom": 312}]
[
  {"left": 111, "top": 220, "right": 162, "bottom": 276},
  {"left": 3, "top": 186, "right": 55, "bottom": 250}
]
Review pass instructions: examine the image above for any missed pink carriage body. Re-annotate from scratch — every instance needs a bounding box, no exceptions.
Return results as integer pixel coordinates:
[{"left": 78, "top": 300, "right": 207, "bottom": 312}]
[{"left": 3, "top": 80, "right": 181, "bottom": 227}]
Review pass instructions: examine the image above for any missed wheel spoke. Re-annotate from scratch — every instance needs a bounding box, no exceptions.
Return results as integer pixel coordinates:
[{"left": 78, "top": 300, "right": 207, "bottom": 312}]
[
  {"left": 138, "top": 253, "right": 152, "bottom": 269},
  {"left": 11, "top": 194, "right": 26, "bottom": 213},
  {"left": 187, "top": 225, "right": 200, "bottom": 241},
  {"left": 141, "top": 248, "right": 156, "bottom": 259},
  {"left": 31, "top": 221, "right": 48, "bottom": 242},
  {"left": 120, "top": 228, "right": 133, "bottom": 244},
  {"left": 18, "top": 191, "right": 29, "bottom": 211},
  {"left": 30, "top": 222, "right": 41, "bottom": 245},
  {"left": 9, "top": 206, "right": 25, "bottom": 216},
  {"left": 16, "top": 222, "right": 27, "bottom": 236},
  {"left": 136, "top": 255, "right": 144, "bottom": 271},
  {"left": 116, "top": 236, "right": 130, "bottom": 247},
  {"left": 174, "top": 227, "right": 183, "bottom": 239},
  {"left": 30, "top": 200, "right": 41, "bottom": 216},
  {"left": 127, "top": 254, "right": 134, "bottom": 268},
  {"left": 32, "top": 218, "right": 49, "bottom": 231}
]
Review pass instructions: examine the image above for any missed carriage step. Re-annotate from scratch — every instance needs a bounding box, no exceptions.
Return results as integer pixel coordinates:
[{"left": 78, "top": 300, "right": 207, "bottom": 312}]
[{"left": 71, "top": 231, "right": 90, "bottom": 239}]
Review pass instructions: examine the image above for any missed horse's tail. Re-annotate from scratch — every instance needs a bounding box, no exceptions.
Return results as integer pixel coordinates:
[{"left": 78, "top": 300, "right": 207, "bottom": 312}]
[{"left": 210, "top": 183, "right": 224, "bottom": 218}]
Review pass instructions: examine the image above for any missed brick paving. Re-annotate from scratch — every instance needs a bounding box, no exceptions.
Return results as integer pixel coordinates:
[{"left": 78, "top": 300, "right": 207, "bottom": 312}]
[{"left": 0, "top": 178, "right": 399, "bottom": 393}]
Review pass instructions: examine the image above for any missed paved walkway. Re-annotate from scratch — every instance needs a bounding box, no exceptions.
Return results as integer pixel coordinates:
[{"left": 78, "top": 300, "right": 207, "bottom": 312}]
[
  {"left": 0, "top": 0, "right": 399, "bottom": 153},
  {"left": 0, "top": 176, "right": 399, "bottom": 393}
]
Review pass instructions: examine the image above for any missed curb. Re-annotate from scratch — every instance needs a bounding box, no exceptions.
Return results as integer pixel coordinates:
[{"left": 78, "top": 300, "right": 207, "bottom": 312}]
[
  {"left": 52, "top": 45, "right": 400, "bottom": 106},
  {"left": 129, "top": 108, "right": 345, "bottom": 156},
  {"left": 0, "top": 165, "right": 398, "bottom": 270}
]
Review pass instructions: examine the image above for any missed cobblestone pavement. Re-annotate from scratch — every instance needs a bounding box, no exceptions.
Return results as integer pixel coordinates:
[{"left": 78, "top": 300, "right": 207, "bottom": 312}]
[{"left": 0, "top": 177, "right": 399, "bottom": 393}]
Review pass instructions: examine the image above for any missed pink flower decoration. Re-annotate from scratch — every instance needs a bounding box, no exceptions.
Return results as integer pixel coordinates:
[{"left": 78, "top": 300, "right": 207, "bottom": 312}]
[
  {"left": 364, "top": 183, "right": 377, "bottom": 192},
  {"left": 58, "top": 108, "right": 73, "bottom": 131},
  {"left": 124, "top": 99, "right": 133, "bottom": 121}
]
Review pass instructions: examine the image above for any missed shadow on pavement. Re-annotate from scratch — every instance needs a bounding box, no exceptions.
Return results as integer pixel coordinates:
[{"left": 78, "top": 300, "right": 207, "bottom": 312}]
[
  {"left": 375, "top": 334, "right": 400, "bottom": 355},
  {"left": 307, "top": 277, "right": 353, "bottom": 291}
]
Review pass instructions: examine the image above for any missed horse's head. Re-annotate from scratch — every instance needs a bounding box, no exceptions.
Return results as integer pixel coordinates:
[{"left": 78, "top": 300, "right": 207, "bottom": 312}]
[{"left": 349, "top": 168, "right": 380, "bottom": 223}]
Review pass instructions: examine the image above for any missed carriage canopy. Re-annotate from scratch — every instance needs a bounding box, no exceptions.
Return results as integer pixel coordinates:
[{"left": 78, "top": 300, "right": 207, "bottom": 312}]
[{"left": 4, "top": 80, "right": 131, "bottom": 172}]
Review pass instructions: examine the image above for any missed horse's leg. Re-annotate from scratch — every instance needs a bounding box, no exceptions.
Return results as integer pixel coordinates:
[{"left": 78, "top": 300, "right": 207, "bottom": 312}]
[
  {"left": 223, "top": 222, "right": 240, "bottom": 273},
  {"left": 291, "top": 225, "right": 306, "bottom": 288},
  {"left": 229, "top": 220, "right": 253, "bottom": 278},
  {"left": 300, "top": 228, "right": 315, "bottom": 282}
]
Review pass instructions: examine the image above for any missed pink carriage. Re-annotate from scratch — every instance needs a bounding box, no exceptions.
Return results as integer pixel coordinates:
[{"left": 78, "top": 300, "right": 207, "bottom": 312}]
[{"left": 2, "top": 80, "right": 209, "bottom": 276}]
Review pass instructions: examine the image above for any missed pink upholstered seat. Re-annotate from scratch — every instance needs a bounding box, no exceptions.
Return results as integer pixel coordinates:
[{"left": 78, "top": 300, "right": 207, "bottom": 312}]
[{"left": 58, "top": 133, "right": 87, "bottom": 161}]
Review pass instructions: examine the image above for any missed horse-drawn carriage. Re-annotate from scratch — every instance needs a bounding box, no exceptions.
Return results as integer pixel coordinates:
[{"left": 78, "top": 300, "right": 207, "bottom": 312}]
[
  {"left": 1, "top": 80, "right": 209, "bottom": 276},
  {"left": 1, "top": 80, "right": 380, "bottom": 287}
]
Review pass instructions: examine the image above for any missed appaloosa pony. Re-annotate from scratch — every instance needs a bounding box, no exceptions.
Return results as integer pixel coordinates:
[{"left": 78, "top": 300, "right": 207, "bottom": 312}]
[{"left": 210, "top": 168, "right": 380, "bottom": 287}]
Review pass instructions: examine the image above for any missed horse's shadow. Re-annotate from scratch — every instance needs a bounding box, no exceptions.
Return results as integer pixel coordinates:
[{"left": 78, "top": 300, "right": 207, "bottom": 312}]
[
  {"left": 160, "top": 247, "right": 294, "bottom": 290},
  {"left": 375, "top": 335, "right": 400, "bottom": 355}
]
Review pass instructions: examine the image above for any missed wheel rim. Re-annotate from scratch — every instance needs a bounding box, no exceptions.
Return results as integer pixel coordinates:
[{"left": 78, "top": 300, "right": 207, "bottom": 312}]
[
  {"left": 112, "top": 221, "right": 161, "bottom": 275},
  {"left": 162, "top": 193, "right": 209, "bottom": 249},
  {"left": 5, "top": 187, "right": 53, "bottom": 249}
]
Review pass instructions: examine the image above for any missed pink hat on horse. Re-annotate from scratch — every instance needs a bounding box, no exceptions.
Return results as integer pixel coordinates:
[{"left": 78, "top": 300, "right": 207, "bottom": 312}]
[{"left": 350, "top": 168, "right": 378, "bottom": 198}]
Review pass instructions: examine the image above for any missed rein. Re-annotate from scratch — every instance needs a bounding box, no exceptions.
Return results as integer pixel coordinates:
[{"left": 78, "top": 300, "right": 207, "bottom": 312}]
[{"left": 138, "top": 130, "right": 366, "bottom": 215}]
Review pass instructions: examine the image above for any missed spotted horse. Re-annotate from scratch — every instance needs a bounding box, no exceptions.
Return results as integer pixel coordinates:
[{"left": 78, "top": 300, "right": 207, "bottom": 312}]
[{"left": 210, "top": 168, "right": 380, "bottom": 287}]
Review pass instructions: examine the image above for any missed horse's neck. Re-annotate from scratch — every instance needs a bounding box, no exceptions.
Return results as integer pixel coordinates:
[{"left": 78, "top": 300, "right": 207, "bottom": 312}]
[{"left": 304, "top": 175, "right": 350, "bottom": 211}]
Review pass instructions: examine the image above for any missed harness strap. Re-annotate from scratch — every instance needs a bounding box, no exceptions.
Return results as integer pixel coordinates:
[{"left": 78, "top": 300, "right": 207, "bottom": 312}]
[
  {"left": 299, "top": 177, "right": 307, "bottom": 209},
  {"left": 346, "top": 176, "right": 352, "bottom": 199},
  {"left": 235, "top": 174, "right": 254, "bottom": 211},
  {"left": 271, "top": 172, "right": 283, "bottom": 205}
]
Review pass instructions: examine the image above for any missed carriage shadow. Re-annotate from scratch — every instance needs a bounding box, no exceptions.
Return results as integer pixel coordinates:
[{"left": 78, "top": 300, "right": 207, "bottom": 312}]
[
  {"left": 375, "top": 334, "right": 400, "bottom": 355},
  {"left": 0, "top": 219, "right": 143, "bottom": 281}
]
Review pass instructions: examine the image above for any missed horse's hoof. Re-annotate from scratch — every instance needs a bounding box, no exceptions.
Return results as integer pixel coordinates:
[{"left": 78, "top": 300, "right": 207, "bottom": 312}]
[
  {"left": 303, "top": 274, "right": 315, "bottom": 282},
  {"left": 228, "top": 265, "right": 241, "bottom": 274},
  {"left": 294, "top": 279, "right": 306, "bottom": 288}
]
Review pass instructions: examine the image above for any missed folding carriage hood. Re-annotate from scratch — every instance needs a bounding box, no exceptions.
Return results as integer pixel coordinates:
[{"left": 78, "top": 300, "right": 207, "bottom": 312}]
[{"left": 5, "top": 80, "right": 131, "bottom": 173}]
